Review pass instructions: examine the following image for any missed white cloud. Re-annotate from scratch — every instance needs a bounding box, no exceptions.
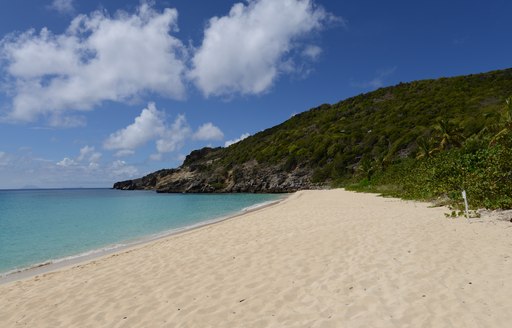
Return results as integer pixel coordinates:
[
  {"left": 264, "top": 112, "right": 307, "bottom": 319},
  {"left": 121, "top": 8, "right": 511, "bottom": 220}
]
[
  {"left": 77, "top": 145, "right": 95, "bottom": 161},
  {"left": 114, "top": 149, "right": 135, "bottom": 157},
  {"left": 77, "top": 145, "right": 102, "bottom": 163},
  {"left": 89, "top": 152, "right": 101, "bottom": 163},
  {"left": 48, "top": 115, "right": 87, "bottom": 128},
  {"left": 302, "top": 45, "right": 322, "bottom": 60},
  {"left": 57, "top": 145, "right": 101, "bottom": 172},
  {"left": 1, "top": 1, "right": 336, "bottom": 125},
  {"left": 56, "top": 157, "right": 77, "bottom": 167},
  {"left": 109, "top": 160, "right": 138, "bottom": 178},
  {"left": 54, "top": 148, "right": 136, "bottom": 182},
  {"left": 224, "top": 133, "right": 250, "bottom": 147},
  {"left": 49, "top": 0, "right": 75, "bottom": 14},
  {"left": 104, "top": 103, "right": 218, "bottom": 157},
  {"left": 104, "top": 102, "right": 166, "bottom": 150},
  {"left": 189, "top": 0, "right": 330, "bottom": 96},
  {"left": 193, "top": 122, "right": 224, "bottom": 141},
  {"left": 156, "top": 114, "right": 191, "bottom": 153},
  {"left": 1, "top": 2, "right": 186, "bottom": 124}
]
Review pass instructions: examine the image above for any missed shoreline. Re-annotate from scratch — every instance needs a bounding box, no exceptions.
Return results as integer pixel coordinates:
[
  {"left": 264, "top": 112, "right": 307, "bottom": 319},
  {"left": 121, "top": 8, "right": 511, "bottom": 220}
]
[
  {"left": 2, "top": 189, "right": 512, "bottom": 327},
  {"left": 0, "top": 196, "right": 287, "bottom": 285}
]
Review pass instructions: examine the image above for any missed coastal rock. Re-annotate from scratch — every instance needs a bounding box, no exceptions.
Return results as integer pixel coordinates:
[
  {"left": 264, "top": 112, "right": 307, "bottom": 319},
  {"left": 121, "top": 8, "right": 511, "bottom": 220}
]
[
  {"left": 113, "top": 169, "right": 177, "bottom": 190},
  {"left": 113, "top": 147, "right": 316, "bottom": 193}
]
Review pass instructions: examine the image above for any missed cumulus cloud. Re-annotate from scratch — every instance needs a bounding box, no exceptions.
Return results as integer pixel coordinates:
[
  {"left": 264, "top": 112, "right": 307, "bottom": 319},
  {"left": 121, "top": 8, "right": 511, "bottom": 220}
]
[
  {"left": 54, "top": 154, "right": 136, "bottom": 181},
  {"left": 103, "top": 102, "right": 185, "bottom": 155},
  {"left": 109, "top": 160, "right": 138, "bottom": 178},
  {"left": 103, "top": 103, "right": 223, "bottom": 157},
  {"left": 53, "top": 156, "right": 137, "bottom": 182},
  {"left": 189, "top": 0, "right": 330, "bottom": 96},
  {"left": 193, "top": 122, "right": 224, "bottom": 141},
  {"left": 1, "top": 2, "right": 186, "bottom": 124},
  {"left": 224, "top": 133, "right": 250, "bottom": 147},
  {"left": 57, "top": 145, "right": 102, "bottom": 170},
  {"left": 155, "top": 114, "right": 191, "bottom": 153},
  {"left": 48, "top": 145, "right": 141, "bottom": 187},
  {"left": 0, "top": 0, "right": 337, "bottom": 126},
  {"left": 49, "top": 0, "right": 75, "bottom": 15},
  {"left": 104, "top": 103, "right": 166, "bottom": 150},
  {"left": 77, "top": 145, "right": 94, "bottom": 161},
  {"left": 77, "top": 145, "right": 101, "bottom": 163},
  {"left": 57, "top": 157, "right": 77, "bottom": 167},
  {"left": 155, "top": 116, "right": 226, "bottom": 152}
]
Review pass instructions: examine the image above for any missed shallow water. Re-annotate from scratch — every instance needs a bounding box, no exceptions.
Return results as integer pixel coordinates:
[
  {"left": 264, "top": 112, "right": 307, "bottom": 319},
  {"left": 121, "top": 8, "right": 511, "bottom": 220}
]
[{"left": 0, "top": 189, "right": 281, "bottom": 275}]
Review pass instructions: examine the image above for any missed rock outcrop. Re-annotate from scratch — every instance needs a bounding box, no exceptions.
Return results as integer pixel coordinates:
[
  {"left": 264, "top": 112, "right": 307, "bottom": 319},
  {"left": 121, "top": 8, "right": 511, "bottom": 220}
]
[{"left": 113, "top": 147, "right": 315, "bottom": 193}]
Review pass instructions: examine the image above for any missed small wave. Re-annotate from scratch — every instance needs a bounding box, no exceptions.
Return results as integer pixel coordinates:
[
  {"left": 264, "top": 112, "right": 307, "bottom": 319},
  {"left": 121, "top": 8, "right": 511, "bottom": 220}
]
[
  {"left": 0, "top": 243, "right": 129, "bottom": 279},
  {"left": 242, "top": 199, "right": 281, "bottom": 212},
  {"left": 52, "top": 243, "right": 128, "bottom": 264}
]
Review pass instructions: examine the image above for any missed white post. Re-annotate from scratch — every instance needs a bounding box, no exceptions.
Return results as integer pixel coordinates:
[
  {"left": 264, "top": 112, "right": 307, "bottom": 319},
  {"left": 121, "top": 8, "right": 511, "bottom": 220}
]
[{"left": 462, "top": 190, "right": 469, "bottom": 219}]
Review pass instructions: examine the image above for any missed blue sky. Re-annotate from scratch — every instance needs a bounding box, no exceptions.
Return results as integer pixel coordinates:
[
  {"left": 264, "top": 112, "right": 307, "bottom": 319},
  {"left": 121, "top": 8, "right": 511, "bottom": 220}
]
[{"left": 0, "top": 0, "right": 510, "bottom": 189}]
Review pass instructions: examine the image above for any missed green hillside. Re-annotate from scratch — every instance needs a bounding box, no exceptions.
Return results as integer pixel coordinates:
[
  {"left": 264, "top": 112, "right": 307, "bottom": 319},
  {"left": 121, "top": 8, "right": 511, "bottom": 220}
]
[{"left": 116, "top": 68, "right": 512, "bottom": 209}]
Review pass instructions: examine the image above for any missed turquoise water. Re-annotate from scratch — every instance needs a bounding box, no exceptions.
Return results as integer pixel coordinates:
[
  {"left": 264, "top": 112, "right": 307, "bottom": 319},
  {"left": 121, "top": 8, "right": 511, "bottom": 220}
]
[{"left": 0, "top": 189, "right": 281, "bottom": 275}]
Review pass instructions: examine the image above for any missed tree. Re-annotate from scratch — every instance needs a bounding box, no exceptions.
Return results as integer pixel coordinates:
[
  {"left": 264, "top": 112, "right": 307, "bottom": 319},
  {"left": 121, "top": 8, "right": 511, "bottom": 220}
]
[
  {"left": 415, "top": 136, "right": 434, "bottom": 159},
  {"left": 431, "top": 119, "right": 464, "bottom": 153},
  {"left": 489, "top": 96, "right": 512, "bottom": 146}
]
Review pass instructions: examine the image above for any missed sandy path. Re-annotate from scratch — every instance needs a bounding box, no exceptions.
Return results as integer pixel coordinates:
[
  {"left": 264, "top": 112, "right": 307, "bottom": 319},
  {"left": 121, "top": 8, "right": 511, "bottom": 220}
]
[{"left": 1, "top": 189, "right": 511, "bottom": 327}]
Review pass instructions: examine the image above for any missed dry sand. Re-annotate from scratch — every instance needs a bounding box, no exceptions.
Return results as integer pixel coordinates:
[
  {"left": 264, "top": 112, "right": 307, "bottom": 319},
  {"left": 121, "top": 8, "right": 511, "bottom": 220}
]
[{"left": 1, "top": 189, "right": 512, "bottom": 327}]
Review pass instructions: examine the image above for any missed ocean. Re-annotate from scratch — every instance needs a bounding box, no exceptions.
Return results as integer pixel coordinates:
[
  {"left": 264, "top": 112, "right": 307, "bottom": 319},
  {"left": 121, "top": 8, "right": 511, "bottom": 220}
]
[{"left": 0, "top": 189, "right": 282, "bottom": 276}]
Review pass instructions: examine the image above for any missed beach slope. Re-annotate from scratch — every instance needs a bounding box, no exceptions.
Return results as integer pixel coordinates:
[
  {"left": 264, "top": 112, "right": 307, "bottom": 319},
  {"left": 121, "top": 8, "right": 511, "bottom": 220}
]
[{"left": 1, "top": 189, "right": 511, "bottom": 327}]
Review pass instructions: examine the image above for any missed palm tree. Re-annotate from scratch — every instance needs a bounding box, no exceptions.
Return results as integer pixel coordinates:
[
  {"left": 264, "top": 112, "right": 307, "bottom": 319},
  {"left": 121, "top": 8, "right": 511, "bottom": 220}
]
[
  {"left": 431, "top": 119, "right": 464, "bottom": 153},
  {"left": 415, "top": 136, "right": 433, "bottom": 159},
  {"left": 489, "top": 96, "right": 512, "bottom": 146}
]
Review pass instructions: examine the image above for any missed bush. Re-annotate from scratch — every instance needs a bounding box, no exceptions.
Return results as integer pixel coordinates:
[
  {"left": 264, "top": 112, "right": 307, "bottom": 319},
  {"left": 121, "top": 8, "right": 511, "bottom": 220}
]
[{"left": 348, "top": 133, "right": 512, "bottom": 209}]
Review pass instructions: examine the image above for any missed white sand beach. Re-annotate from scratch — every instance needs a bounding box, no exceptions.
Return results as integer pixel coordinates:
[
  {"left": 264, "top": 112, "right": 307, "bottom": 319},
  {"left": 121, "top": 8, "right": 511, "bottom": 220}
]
[{"left": 1, "top": 189, "right": 511, "bottom": 327}]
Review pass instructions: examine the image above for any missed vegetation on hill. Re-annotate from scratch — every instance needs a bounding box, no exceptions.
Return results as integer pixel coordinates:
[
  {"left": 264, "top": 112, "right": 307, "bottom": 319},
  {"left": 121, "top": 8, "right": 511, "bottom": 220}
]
[
  {"left": 349, "top": 96, "right": 512, "bottom": 209},
  {"left": 116, "top": 68, "right": 512, "bottom": 209}
]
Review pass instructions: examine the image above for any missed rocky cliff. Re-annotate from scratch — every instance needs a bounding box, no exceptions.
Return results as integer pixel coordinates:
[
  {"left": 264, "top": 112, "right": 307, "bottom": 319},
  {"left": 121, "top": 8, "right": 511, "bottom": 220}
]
[{"left": 113, "top": 147, "right": 315, "bottom": 193}]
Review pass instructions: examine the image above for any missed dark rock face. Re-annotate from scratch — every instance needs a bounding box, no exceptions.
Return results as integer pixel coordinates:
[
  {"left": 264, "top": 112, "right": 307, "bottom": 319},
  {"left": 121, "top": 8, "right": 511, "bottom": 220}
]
[
  {"left": 183, "top": 147, "right": 222, "bottom": 166},
  {"left": 113, "top": 148, "right": 315, "bottom": 193},
  {"left": 225, "top": 165, "right": 312, "bottom": 193},
  {"left": 114, "top": 165, "right": 313, "bottom": 193},
  {"left": 113, "top": 169, "right": 177, "bottom": 190},
  {"left": 112, "top": 180, "right": 138, "bottom": 190}
]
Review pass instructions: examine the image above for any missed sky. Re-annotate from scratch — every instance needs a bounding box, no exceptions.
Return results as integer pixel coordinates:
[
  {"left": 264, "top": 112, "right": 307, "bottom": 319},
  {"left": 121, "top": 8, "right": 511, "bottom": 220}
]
[{"left": 0, "top": 0, "right": 510, "bottom": 189}]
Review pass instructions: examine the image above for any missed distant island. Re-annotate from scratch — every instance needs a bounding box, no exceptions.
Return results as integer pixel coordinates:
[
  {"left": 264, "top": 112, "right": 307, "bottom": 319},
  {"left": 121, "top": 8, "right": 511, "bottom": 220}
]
[{"left": 114, "top": 68, "right": 512, "bottom": 209}]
